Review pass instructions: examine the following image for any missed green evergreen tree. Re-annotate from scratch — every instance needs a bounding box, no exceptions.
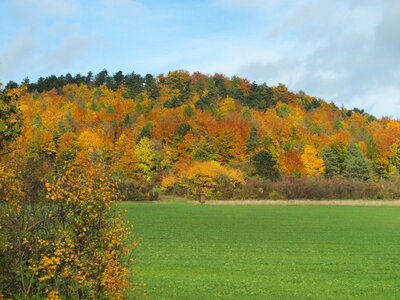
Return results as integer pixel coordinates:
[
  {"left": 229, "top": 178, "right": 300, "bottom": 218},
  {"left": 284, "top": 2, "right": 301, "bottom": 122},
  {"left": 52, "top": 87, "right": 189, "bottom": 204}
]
[
  {"left": 144, "top": 74, "right": 159, "bottom": 100},
  {"left": 183, "top": 105, "right": 195, "bottom": 118},
  {"left": 343, "top": 143, "right": 372, "bottom": 180},
  {"left": 228, "top": 76, "right": 244, "bottom": 103},
  {"left": 322, "top": 146, "right": 342, "bottom": 177},
  {"left": 251, "top": 150, "right": 280, "bottom": 180},
  {"left": 137, "top": 122, "right": 153, "bottom": 142},
  {"left": 123, "top": 72, "right": 144, "bottom": 99},
  {"left": 175, "top": 123, "right": 191, "bottom": 140},
  {"left": 246, "top": 126, "right": 260, "bottom": 153}
]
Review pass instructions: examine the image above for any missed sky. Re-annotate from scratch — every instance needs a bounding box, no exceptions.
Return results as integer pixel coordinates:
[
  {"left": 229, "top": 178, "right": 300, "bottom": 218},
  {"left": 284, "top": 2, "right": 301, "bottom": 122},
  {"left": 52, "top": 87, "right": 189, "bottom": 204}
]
[{"left": 1, "top": 0, "right": 399, "bottom": 118}]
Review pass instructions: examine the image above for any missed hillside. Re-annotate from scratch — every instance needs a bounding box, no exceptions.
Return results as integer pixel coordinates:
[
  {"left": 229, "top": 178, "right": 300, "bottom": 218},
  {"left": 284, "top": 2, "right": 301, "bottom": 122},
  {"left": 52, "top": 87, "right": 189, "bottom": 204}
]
[{"left": 4, "top": 70, "right": 400, "bottom": 199}]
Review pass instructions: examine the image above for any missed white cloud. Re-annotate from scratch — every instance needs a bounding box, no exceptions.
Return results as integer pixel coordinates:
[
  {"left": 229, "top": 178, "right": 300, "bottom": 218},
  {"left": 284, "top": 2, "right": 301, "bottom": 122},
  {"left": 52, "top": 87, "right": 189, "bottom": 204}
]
[
  {"left": 221, "top": 0, "right": 400, "bottom": 117},
  {"left": 43, "top": 35, "right": 94, "bottom": 72},
  {"left": 349, "top": 86, "right": 400, "bottom": 118},
  {"left": 0, "top": 30, "right": 36, "bottom": 82},
  {"left": 213, "top": 0, "right": 281, "bottom": 10},
  {"left": 100, "top": 0, "right": 145, "bottom": 17},
  {"left": 16, "top": 0, "right": 79, "bottom": 17}
]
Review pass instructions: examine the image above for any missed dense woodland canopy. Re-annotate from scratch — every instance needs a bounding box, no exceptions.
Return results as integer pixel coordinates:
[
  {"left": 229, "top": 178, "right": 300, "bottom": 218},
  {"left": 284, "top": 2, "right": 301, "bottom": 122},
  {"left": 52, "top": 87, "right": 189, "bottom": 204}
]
[{"left": 3, "top": 69, "right": 400, "bottom": 200}]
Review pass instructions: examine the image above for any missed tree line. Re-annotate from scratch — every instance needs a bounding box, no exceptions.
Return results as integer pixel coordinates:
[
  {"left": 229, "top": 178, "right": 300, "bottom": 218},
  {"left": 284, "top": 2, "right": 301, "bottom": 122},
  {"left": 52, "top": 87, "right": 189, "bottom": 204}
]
[{"left": 1, "top": 70, "right": 399, "bottom": 202}]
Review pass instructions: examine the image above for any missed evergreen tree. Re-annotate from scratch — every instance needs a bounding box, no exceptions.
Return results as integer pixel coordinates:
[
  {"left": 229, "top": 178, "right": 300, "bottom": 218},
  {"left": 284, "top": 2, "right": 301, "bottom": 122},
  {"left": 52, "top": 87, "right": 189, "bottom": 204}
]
[
  {"left": 251, "top": 150, "right": 280, "bottom": 180},
  {"left": 246, "top": 126, "right": 260, "bottom": 153},
  {"left": 246, "top": 82, "right": 273, "bottom": 111},
  {"left": 322, "top": 146, "right": 342, "bottom": 177},
  {"left": 343, "top": 143, "right": 372, "bottom": 180},
  {"left": 94, "top": 69, "right": 109, "bottom": 87},
  {"left": 110, "top": 70, "right": 125, "bottom": 91},
  {"left": 137, "top": 122, "right": 153, "bottom": 142},
  {"left": 175, "top": 123, "right": 191, "bottom": 140},
  {"left": 183, "top": 104, "right": 195, "bottom": 118},
  {"left": 124, "top": 72, "right": 144, "bottom": 99},
  {"left": 144, "top": 74, "right": 159, "bottom": 99},
  {"left": 228, "top": 76, "right": 244, "bottom": 103}
]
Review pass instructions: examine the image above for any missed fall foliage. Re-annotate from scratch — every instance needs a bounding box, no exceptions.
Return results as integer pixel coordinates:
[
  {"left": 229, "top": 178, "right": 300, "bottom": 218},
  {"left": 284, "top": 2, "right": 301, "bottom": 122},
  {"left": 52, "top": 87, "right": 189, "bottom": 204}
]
[{"left": 2, "top": 69, "right": 400, "bottom": 201}]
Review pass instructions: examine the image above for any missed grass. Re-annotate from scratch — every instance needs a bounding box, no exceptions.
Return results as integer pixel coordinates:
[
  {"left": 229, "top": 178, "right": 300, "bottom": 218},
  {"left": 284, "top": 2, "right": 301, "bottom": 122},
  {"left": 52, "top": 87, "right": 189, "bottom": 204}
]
[{"left": 122, "top": 201, "right": 400, "bottom": 299}]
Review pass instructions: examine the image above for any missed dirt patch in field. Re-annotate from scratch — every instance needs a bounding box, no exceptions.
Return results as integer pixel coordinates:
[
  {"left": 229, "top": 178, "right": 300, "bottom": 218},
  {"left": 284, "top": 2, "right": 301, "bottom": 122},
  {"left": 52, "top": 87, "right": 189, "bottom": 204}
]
[{"left": 196, "top": 200, "right": 400, "bottom": 206}]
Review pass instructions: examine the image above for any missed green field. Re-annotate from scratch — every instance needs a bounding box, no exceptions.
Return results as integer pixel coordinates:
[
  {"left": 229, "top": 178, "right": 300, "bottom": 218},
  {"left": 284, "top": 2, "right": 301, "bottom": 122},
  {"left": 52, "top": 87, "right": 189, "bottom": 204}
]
[{"left": 123, "top": 201, "right": 400, "bottom": 299}]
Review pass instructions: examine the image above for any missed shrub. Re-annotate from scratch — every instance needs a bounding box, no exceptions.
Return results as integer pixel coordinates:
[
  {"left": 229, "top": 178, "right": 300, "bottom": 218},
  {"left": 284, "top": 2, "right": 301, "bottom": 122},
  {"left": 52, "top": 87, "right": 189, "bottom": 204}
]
[
  {"left": 171, "top": 161, "right": 245, "bottom": 199},
  {"left": 0, "top": 161, "right": 135, "bottom": 299},
  {"left": 117, "top": 175, "right": 159, "bottom": 201},
  {"left": 379, "top": 176, "right": 400, "bottom": 199},
  {"left": 235, "top": 176, "right": 271, "bottom": 199},
  {"left": 270, "top": 176, "right": 381, "bottom": 200}
]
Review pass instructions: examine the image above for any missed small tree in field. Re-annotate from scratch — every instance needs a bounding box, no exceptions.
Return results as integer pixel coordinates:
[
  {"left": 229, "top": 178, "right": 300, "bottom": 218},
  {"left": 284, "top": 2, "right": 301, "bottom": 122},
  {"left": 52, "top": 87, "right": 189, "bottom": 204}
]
[{"left": 168, "top": 161, "right": 245, "bottom": 199}]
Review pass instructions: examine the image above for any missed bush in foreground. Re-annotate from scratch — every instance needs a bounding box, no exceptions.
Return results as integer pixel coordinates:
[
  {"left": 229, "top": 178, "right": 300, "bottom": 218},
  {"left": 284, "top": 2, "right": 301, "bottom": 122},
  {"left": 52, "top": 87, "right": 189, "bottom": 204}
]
[{"left": 0, "top": 161, "right": 135, "bottom": 299}]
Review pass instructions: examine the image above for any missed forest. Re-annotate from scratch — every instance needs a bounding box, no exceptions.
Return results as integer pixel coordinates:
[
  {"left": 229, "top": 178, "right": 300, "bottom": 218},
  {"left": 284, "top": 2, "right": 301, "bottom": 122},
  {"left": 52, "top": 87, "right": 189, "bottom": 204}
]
[{"left": 3, "top": 69, "right": 400, "bottom": 202}]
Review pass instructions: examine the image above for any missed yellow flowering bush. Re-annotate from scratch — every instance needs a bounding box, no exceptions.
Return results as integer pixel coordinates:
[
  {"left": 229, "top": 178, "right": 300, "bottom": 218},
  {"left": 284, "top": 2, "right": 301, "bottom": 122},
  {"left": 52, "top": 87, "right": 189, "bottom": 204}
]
[{"left": 0, "top": 160, "right": 135, "bottom": 299}]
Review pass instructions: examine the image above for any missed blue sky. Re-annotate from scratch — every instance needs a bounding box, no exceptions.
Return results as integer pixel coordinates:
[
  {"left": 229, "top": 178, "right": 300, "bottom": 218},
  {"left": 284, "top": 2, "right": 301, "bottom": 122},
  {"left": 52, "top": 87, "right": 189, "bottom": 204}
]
[{"left": 1, "top": 0, "right": 399, "bottom": 118}]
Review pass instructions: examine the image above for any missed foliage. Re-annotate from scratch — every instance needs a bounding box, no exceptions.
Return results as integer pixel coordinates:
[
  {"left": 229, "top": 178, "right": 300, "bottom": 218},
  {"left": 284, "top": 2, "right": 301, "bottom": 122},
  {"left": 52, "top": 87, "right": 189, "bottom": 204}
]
[
  {"left": 4, "top": 69, "right": 400, "bottom": 199},
  {"left": 246, "top": 126, "right": 260, "bottom": 154},
  {"left": 322, "top": 146, "right": 342, "bottom": 177},
  {"left": 0, "top": 85, "right": 26, "bottom": 148},
  {"left": 270, "top": 176, "right": 380, "bottom": 200},
  {"left": 250, "top": 150, "right": 280, "bottom": 180},
  {"left": 134, "top": 137, "right": 157, "bottom": 182},
  {"left": 342, "top": 143, "right": 372, "bottom": 180},
  {"left": 164, "top": 161, "right": 245, "bottom": 199},
  {"left": 116, "top": 175, "right": 159, "bottom": 201},
  {"left": 301, "top": 145, "right": 325, "bottom": 176},
  {"left": 0, "top": 160, "right": 135, "bottom": 299}
]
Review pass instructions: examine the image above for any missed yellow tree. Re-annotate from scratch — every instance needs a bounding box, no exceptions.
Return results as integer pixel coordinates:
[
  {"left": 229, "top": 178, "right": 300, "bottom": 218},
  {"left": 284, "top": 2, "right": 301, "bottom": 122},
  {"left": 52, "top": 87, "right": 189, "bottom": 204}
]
[
  {"left": 301, "top": 145, "right": 325, "bottom": 176},
  {"left": 76, "top": 129, "right": 104, "bottom": 153},
  {"left": 134, "top": 137, "right": 156, "bottom": 181},
  {"left": 176, "top": 161, "right": 245, "bottom": 198}
]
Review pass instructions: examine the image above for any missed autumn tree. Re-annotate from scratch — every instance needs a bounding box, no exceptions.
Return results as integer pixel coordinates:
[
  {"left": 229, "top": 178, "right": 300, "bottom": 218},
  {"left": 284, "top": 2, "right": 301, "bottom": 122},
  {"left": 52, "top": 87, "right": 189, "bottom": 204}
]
[
  {"left": 134, "top": 137, "right": 157, "bottom": 181},
  {"left": 164, "top": 70, "right": 191, "bottom": 108},
  {"left": 279, "top": 150, "right": 304, "bottom": 177},
  {"left": 190, "top": 136, "right": 219, "bottom": 161},
  {"left": 164, "top": 161, "right": 245, "bottom": 199},
  {"left": 301, "top": 145, "right": 325, "bottom": 176},
  {"left": 0, "top": 84, "right": 26, "bottom": 149}
]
